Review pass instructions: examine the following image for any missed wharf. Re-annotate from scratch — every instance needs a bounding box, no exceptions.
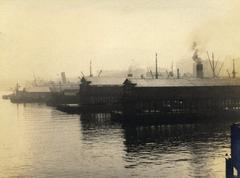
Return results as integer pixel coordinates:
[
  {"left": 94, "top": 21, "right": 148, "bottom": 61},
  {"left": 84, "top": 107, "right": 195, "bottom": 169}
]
[{"left": 56, "top": 76, "right": 240, "bottom": 124}]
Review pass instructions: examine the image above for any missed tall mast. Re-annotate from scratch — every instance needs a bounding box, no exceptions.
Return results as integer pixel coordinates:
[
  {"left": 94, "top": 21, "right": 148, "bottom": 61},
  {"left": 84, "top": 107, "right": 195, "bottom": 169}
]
[
  {"left": 155, "top": 53, "right": 158, "bottom": 79},
  {"left": 232, "top": 59, "right": 236, "bottom": 78},
  {"left": 212, "top": 53, "right": 215, "bottom": 77},
  {"left": 90, "top": 60, "right": 93, "bottom": 77}
]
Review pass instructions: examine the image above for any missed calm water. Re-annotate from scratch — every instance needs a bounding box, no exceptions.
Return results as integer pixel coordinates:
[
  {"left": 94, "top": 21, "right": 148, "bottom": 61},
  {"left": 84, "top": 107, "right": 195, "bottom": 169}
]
[{"left": 0, "top": 92, "right": 235, "bottom": 178}]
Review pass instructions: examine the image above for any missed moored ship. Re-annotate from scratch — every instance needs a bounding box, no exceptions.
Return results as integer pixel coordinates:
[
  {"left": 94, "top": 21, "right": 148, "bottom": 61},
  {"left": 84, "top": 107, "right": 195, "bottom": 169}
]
[{"left": 10, "top": 85, "right": 51, "bottom": 103}]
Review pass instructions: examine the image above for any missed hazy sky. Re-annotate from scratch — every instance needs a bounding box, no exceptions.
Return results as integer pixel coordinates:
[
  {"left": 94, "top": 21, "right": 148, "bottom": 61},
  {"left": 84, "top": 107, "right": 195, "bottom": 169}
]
[{"left": 0, "top": 0, "right": 239, "bottom": 81}]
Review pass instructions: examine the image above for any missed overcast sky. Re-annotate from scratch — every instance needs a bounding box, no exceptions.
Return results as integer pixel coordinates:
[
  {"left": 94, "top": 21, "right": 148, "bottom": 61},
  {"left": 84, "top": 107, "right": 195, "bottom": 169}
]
[{"left": 0, "top": 0, "right": 239, "bottom": 81}]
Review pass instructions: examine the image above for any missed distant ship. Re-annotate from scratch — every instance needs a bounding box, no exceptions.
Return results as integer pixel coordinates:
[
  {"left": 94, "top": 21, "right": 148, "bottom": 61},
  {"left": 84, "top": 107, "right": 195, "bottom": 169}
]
[
  {"left": 4, "top": 72, "right": 80, "bottom": 104},
  {"left": 9, "top": 83, "right": 52, "bottom": 103}
]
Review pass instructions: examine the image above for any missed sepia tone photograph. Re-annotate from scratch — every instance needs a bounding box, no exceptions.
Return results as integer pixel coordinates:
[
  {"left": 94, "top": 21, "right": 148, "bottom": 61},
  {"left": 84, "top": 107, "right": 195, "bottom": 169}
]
[{"left": 0, "top": 0, "right": 240, "bottom": 177}]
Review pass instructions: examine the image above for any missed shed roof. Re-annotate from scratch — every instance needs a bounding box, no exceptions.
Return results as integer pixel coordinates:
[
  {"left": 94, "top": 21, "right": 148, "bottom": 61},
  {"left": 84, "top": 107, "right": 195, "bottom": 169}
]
[
  {"left": 124, "top": 78, "right": 240, "bottom": 87},
  {"left": 82, "top": 76, "right": 125, "bottom": 86},
  {"left": 49, "top": 83, "right": 79, "bottom": 92}
]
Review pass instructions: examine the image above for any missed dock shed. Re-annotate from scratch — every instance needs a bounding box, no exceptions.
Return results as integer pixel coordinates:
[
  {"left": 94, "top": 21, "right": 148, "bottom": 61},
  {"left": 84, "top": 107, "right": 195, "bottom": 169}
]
[{"left": 122, "top": 78, "right": 240, "bottom": 116}]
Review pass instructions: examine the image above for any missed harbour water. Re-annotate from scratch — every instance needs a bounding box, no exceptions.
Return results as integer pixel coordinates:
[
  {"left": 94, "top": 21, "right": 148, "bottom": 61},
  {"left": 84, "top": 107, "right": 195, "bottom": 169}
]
[{"left": 0, "top": 91, "right": 234, "bottom": 177}]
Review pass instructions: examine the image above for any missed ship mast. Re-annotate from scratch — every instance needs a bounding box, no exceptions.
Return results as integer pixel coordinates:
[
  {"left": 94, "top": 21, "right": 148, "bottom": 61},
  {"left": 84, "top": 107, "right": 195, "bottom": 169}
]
[
  {"left": 232, "top": 59, "right": 236, "bottom": 79},
  {"left": 212, "top": 53, "right": 215, "bottom": 78},
  {"left": 207, "top": 51, "right": 219, "bottom": 78},
  {"left": 155, "top": 53, "right": 158, "bottom": 79},
  {"left": 90, "top": 60, "right": 93, "bottom": 77}
]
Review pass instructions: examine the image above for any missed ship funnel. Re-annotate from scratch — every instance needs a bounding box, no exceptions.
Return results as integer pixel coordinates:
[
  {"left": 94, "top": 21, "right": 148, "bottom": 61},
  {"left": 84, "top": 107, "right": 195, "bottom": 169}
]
[
  {"left": 192, "top": 50, "right": 203, "bottom": 78},
  {"left": 196, "top": 63, "right": 203, "bottom": 78}
]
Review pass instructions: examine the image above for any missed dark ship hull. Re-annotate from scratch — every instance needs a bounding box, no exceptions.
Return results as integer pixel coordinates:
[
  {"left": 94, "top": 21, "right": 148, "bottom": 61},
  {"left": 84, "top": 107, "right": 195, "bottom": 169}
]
[{"left": 10, "top": 92, "right": 51, "bottom": 103}]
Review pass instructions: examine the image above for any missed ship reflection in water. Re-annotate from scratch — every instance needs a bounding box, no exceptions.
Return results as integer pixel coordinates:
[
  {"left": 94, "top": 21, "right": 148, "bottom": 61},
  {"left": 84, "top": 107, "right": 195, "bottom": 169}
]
[{"left": 0, "top": 95, "right": 234, "bottom": 177}]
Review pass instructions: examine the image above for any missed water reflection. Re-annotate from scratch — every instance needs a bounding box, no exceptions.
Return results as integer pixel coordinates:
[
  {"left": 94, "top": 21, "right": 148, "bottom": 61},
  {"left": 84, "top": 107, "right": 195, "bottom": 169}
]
[
  {"left": 0, "top": 95, "right": 237, "bottom": 177},
  {"left": 79, "top": 112, "right": 233, "bottom": 177},
  {"left": 79, "top": 113, "right": 128, "bottom": 178},
  {"left": 80, "top": 113, "right": 120, "bottom": 129},
  {"left": 122, "top": 123, "right": 231, "bottom": 177}
]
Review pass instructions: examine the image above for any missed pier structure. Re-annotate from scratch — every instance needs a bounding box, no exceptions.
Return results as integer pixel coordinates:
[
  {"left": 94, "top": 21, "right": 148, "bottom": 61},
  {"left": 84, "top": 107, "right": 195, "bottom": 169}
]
[
  {"left": 57, "top": 76, "right": 240, "bottom": 121},
  {"left": 121, "top": 78, "right": 240, "bottom": 121},
  {"left": 79, "top": 76, "right": 125, "bottom": 112},
  {"left": 48, "top": 83, "right": 80, "bottom": 106}
]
